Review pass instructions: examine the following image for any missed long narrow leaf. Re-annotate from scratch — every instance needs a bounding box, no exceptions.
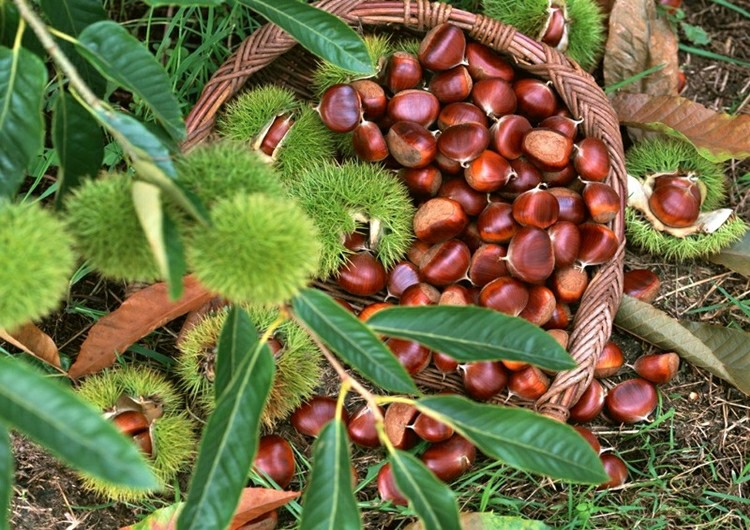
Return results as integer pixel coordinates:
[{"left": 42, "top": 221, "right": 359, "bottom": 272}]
[
  {"left": 215, "top": 306, "right": 259, "bottom": 401},
  {"left": 0, "top": 46, "right": 46, "bottom": 198},
  {"left": 367, "top": 306, "right": 575, "bottom": 371},
  {"left": 416, "top": 395, "right": 607, "bottom": 484},
  {"left": 0, "top": 357, "right": 157, "bottom": 490},
  {"left": 0, "top": 423, "right": 11, "bottom": 530},
  {"left": 300, "top": 419, "right": 360, "bottom": 530},
  {"left": 390, "top": 450, "right": 461, "bottom": 529},
  {"left": 240, "top": 0, "right": 374, "bottom": 75},
  {"left": 178, "top": 333, "right": 275, "bottom": 530},
  {"left": 292, "top": 288, "right": 418, "bottom": 395}
]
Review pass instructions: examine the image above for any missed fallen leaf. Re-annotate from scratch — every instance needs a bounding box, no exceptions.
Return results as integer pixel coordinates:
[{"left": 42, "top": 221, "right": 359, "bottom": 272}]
[
  {"left": 709, "top": 230, "right": 750, "bottom": 278},
  {"left": 0, "top": 322, "right": 61, "bottom": 368},
  {"left": 615, "top": 295, "right": 750, "bottom": 395},
  {"left": 404, "top": 512, "right": 551, "bottom": 529},
  {"left": 69, "top": 275, "right": 213, "bottom": 379},
  {"left": 121, "top": 503, "right": 181, "bottom": 530},
  {"left": 611, "top": 93, "right": 750, "bottom": 162},
  {"left": 603, "top": 0, "right": 679, "bottom": 96},
  {"left": 176, "top": 296, "right": 227, "bottom": 347}
]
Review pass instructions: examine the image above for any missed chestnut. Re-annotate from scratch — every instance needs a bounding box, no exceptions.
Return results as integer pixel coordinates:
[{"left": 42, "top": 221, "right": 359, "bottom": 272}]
[
  {"left": 387, "top": 89, "right": 441, "bottom": 128},
  {"left": 318, "top": 84, "right": 362, "bottom": 133},
  {"left": 546, "top": 328, "right": 569, "bottom": 349},
  {"left": 549, "top": 265, "right": 588, "bottom": 304},
  {"left": 439, "top": 178, "right": 487, "bottom": 217},
  {"left": 508, "top": 365, "right": 550, "bottom": 400},
  {"left": 568, "top": 379, "right": 605, "bottom": 423},
  {"left": 574, "top": 138, "right": 611, "bottom": 182},
  {"left": 543, "top": 302, "right": 571, "bottom": 330},
  {"left": 386, "top": 121, "right": 437, "bottom": 168},
  {"left": 539, "top": 115, "right": 580, "bottom": 139},
  {"left": 439, "top": 284, "right": 474, "bottom": 306},
  {"left": 512, "top": 188, "right": 560, "bottom": 229},
  {"left": 598, "top": 454, "right": 628, "bottom": 489},
  {"left": 506, "top": 226, "right": 555, "bottom": 284},
  {"left": 352, "top": 121, "right": 389, "bottom": 162},
  {"left": 623, "top": 269, "right": 661, "bottom": 303},
  {"left": 605, "top": 378, "right": 658, "bottom": 424},
  {"left": 266, "top": 337, "right": 284, "bottom": 356},
  {"left": 471, "top": 78, "right": 517, "bottom": 118},
  {"left": 419, "top": 239, "right": 471, "bottom": 286},
  {"left": 259, "top": 113, "right": 294, "bottom": 157},
  {"left": 387, "top": 261, "right": 421, "bottom": 298},
  {"left": 358, "top": 302, "right": 394, "bottom": 322},
  {"left": 479, "top": 276, "right": 529, "bottom": 316},
  {"left": 343, "top": 230, "right": 367, "bottom": 252},
  {"left": 254, "top": 435, "right": 295, "bottom": 488},
  {"left": 548, "top": 221, "right": 581, "bottom": 268},
  {"left": 513, "top": 78, "right": 558, "bottom": 121},
  {"left": 407, "top": 240, "right": 432, "bottom": 265},
  {"left": 413, "top": 197, "right": 469, "bottom": 243},
  {"left": 583, "top": 182, "right": 621, "bottom": 224},
  {"left": 400, "top": 166, "right": 443, "bottom": 199},
  {"left": 542, "top": 163, "right": 578, "bottom": 187},
  {"left": 522, "top": 128, "right": 574, "bottom": 171},
  {"left": 434, "top": 151, "right": 463, "bottom": 175},
  {"left": 377, "top": 463, "right": 408, "bottom": 505},
  {"left": 548, "top": 187, "right": 586, "bottom": 224},
  {"left": 291, "top": 395, "right": 346, "bottom": 437},
  {"left": 347, "top": 405, "right": 383, "bottom": 448},
  {"left": 132, "top": 431, "right": 153, "bottom": 458},
  {"left": 437, "top": 123, "right": 491, "bottom": 165},
  {"left": 351, "top": 79, "right": 387, "bottom": 120},
  {"left": 386, "top": 338, "right": 432, "bottom": 375},
  {"left": 502, "top": 158, "right": 542, "bottom": 197},
  {"left": 460, "top": 361, "right": 509, "bottom": 401},
  {"left": 418, "top": 23, "right": 466, "bottom": 71},
  {"left": 412, "top": 412, "right": 454, "bottom": 443},
  {"left": 337, "top": 252, "right": 387, "bottom": 296},
  {"left": 465, "top": 42, "right": 514, "bottom": 81},
  {"left": 633, "top": 352, "right": 680, "bottom": 384},
  {"left": 420, "top": 435, "right": 476, "bottom": 482},
  {"left": 438, "top": 102, "right": 489, "bottom": 130},
  {"left": 577, "top": 223, "right": 619, "bottom": 267},
  {"left": 429, "top": 65, "right": 473, "bottom": 103},
  {"left": 400, "top": 282, "right": 440, "bottom": 306},
  {"left": 468, "top": 244, "right": 508, "bottom": 287},
  {"left": 491, "top": 114, "right": 532, "bottom": 160},
  {"left": 464, "top": 150, "right": 514, "bottom": 193},
  {"left": 648, "top": 179, "right": 701, "bottom": 228},
  {"left": 384, "top": 402, "right": 419, "bottom": 450},
  {"left": 433, "top": 351, "right": 459, "bottom": 373},
  {"left": 573, "top": 426, "right": 601, "bottom": 454},
  {"left": 501, "top": 360, "right": 528, "bottom": 372},
  {"left": 541, "top": 6, "right": 566, "bottom": 47},
  {"left": 477, "top": 201, "right": 518, "bottom": 243},
  {"left": 594, "top": 341, "right": 625, "bottom": 379},
  {"left": 112, "top": 410, "right": 150, "bottom": 436},
  {"left": 459, "top": 221, "right": 484, "bottom": 252},
  {"left": 385, "top": 51, "right": 423, "bottom": 93},
  {"left": 518, "top": 285, "right": 556, "bottom": 326}
]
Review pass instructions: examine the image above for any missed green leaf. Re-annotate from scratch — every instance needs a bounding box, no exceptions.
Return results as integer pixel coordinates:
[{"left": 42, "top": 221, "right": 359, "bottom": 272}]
[
  {"left": 709, "top": 229, "right": 750, "bottom": 278},
  {"left": 1, "top": 4, "right": 45, "bottom": 57},
  {"left": 680, "top": 22, "right": 711, "bottom": 45},
  {"left": 0, "top": 357, "right": 157, "bottom": 490},
  {"left": 300, "top": 419, "right": 360, "bottom": 530},
  {"left": 292, "top": 288, "right": 418, "bottom": 395},
  {"left": 239, "top": 0, "right": 374, "bottom": 75},
  {"left": 145, "top": 0, "right": 223, "bottom": 5},
  {"left": 52, "top": 91, "right": 104, "bottom": 206},
  {"left": 131, "top": 181, "right": 187, "bottom": 300},
  {"left": 390, "top": 450, "right": 461, "bottom": 529},
  {"left": 215, "top": 306, "right": 259, "bottom": 401},
  {"left": 416, "top": 395, "right": 607, "bottom": 484},
  {"left": 405, "top": 512, "right": 552, "bottom": 530},
  {"left": 78, "top": 21, "right": 185, "bottom": 142},
  {"left": 0, "top": 423, "right": 11, "bottom": 530},
  {"left": 367, "top": 306, "right": 575, "bottom": 371},
  {"left": 178, "top": 334, "right": 275, "bottom": 530},
  {"left": 0, "top": 45, "right": 46, "bottom": 198}
]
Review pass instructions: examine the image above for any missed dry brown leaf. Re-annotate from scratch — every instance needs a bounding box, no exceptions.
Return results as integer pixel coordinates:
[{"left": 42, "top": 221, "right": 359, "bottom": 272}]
[
  {"left": 229, "top": 489, "right": 300, "bottom": 530},
  {"left": 603, "top": 0, "right": 679, "bottom": 96},
  {"left": 612, "top": 93, "right": 750, "bottom": 162},
  {"left": 69, "top": 275, "right": 213, "bottom": 379},
  {"left": 0, "top": 322, "right": 61, "bottom": 368}
]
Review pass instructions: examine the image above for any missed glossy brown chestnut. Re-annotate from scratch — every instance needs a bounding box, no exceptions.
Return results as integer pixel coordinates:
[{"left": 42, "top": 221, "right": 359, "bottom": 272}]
[
  {"left": 548, "top": 187, "right": 586, "bottom": 224},
  {"left": 648, "top": 181, "right": 701, "bottom": 228},
  {"left": 351, "top": 79, "right": 387, "bottom": 120},
  {"left": 542, "top": 163, "right": 577, "bottom": 187},
  {"left": 132, "top": 431, "right": 153, "bottom": 458},
  {"left": 384, "top": 402, "right": 419, "bottom": 450},
  {"left": 112, "top": 410, "right": 150, "bottom": 436},
  {"left": 259, "top": 113, "right": 294, "bottom": 157},
  {"left": 465, "top": 150, "right": 514, "bottom": 192},
  {"left": 437, "top": 123, "right": 491, "bottom": 165},
  {"left": 541, "top": 6, "right": 566, "bottom": 47},
  {"left": 594, "top": 341, "right": 625, "bottom": 378},
  {"left": 522, "top": 128, "right": 574, "bottom": 171},
  {"left": 400, "top": 166, "right": 442, "bottom": 199},
  {"left": 318, "top": 84, "right": 362, "bottom": 133},
  {"left": 400, "top": 282, "right": 441, "bottom": 306},
  {"left": 377, "top": 463, "right": 408, "bottom": 505},
  {"left": 543, "top": 302, "right": 571, "bottom": 330},
  {"left": 539, "top": 115, "right": 580, "bottom": 139},
  {"left": 460, "top": 361, "right": 509, "bottom": 401},
  {"left": 465, "top": 42, "right": 515, "bottom": 81},
  {"left": 506, "top": 226, "right": 555, "bottom": 284},
  {"left": 266, "top": 337, "right": 284, "bottom": 356},
  {"left": 291, "top": 396, "right": 346, "bottom": 437},
  {"left": 605, "top": 378, "right": 658, "bottom": 424},
  {"left": 386, "top": 121, "right": 437, "bottom": 168},
  {"left": 420, "top": 435, "right": 476, "bottom": 482},
  {"left": 577, "top": 223, "right": 619, "bottom": 267},
  {"left": 548, "top": 221, "right": 581, "bottom": 268},
  {"left": 459, "top": 221, "right": 484, "bottom": 252},
  {"left": 573, "top": 426, "right": 601, "bottom": 454},
  {"left": 387, "top": 89, "right": 440, "bottom": 128},
  {"left": 438, "top": 102, "right": 489, "bottom": 130},
  {"left": 633, "top": 352, "right": 680, "bottom": 384},
  {"left": 433, "top": 351, "right": 459, "bottom": 372},
  {"left": 385, "top": 51, "right": 423, "bottom": 93},
  {"left": 468, "top": 244, "right": 508, "bottom": 287},
  {"left": 568, "top": 379, "right": 605, "bottom": 423},
  {"left": 549, "top": 265, "right": 588, "bottom": 304},
  {"left": 429, "top": 65, "right": 473, "bottom": 103},
  {"left": 471, "top": 79, "right": 517, "bottom": 118},
  {"left": 479, "top": 276, "right": 529, "bottom": 316},
  {"left": 387, "top": 261, "right": 421, "bottom": 298},
  {"left": 439, "top": 284, "right": 474, "bottom": 306},
  {"left": 512, "top": 188, "right": 560, "bottom": 229},
  {"left": 352, "top": 121, "right": 389, "bottom": 162},
  {"left": 547, "top": 328, "right": 569, "bottom": 349},
  {"left": 518, "top": 285, "right": 556, "bottom": 326},
  {"left": 418, "top": 23, "right": 466, "bottom": 71},
  {"left": 508, "top": 365, "right": 551, "bottom": 400},
  {"left": 413, "top": 197, "right": 469, "bottom": 243},
  {"left": 347, "top": 405, "right": 383, "bottom": 448},
  {"left": 419, "top": 239, "right": 471, "bottom": 286},
  {"left": 478, "top": 201, "right": 518, "bottom": 243},
  {"left": 513, "top": 78, "right": 558, "bottom": 121},
  {"left": 502, "top": 158, "right": 543, "bottom": 197},
  {"left": 623, "top": 269, "right": 661, "bottom": 303},
  {"left": 501, "top": 360, "right": 529, "bottom": 372},
  {"left": 358, "top": 302, "right": 394, "bottom": 322},
  {"left": 434, "top": 151, "right": 463, "bottom": 174},
  {"left": 254, "top": 435, "right": 296, "bottom": 488},
  {"left": 342, "top": 230, "right": 367, "bottom": 252},
  {"left": 412, "top": 412, "right": 454, "bottom": 443},
  {"left": 386, "top": 338, "right": 432, "bottom": 375},
  {"left": 337, "top": 252, "right": 387, "bottom": 296},
  {"left": 598, "top": 454, "right": 628, "bottom": 489},
  {"left": 583, "top": 182, "right": 621, "bottom": 224},
  {"left": 574, "top": 137, "right": 611, "bottom": 182},
  {"left": 439, "top": 178, "right": 487, "bottom": 217},
  {"left": 491, "top": 114, "right": 532, "bottom": 160},
  {"left": 407, "top": 240, "right": 432, "bottom": 265}
]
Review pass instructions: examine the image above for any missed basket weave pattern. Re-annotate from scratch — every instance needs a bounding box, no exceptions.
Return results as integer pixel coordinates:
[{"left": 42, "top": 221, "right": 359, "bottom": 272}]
[{"left": 184, "top": 0, "right": 626, "bottom": 422}]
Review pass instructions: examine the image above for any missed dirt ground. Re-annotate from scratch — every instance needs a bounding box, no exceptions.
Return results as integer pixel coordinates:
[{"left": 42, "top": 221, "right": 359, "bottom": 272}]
[{"left": 6, "top": 0, "right": 750, "bottom": 528}]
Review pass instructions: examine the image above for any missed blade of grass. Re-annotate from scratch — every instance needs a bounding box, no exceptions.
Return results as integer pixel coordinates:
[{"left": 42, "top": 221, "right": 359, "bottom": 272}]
[
  {"left": 678, "top": 44, "right": 750, "bottom": 68},
  {"left": 604, "top": 64, "right": 666, "bottom": 94}
]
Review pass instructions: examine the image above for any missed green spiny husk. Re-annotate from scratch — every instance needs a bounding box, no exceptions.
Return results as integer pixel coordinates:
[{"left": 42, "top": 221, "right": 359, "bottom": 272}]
[
  {"left": 176, "top": 307, "right": 322, "bottom": 428},
  {"left": 392, "top": 38, "right": 422, "bottom": 56},
  {"left": 65, "top": 173, "right": 161, "bottom": 283},
  {"left": 289, "top": 160, "right": 415, "bottom": 279},
  {"left": 187, "top": 193, "right": 321, "bottom": 306},
  {"left": 216, "top": 85, "right": 300, "bottom": 142},
  {"left": 0, "top": 200, "right": 75, "bottom": 330},
  {"left": 311, "top": 34, "right": 392, "bottom": 96},
  {"left": 274, "top": 106, "right": 337, "bottom": 183}
]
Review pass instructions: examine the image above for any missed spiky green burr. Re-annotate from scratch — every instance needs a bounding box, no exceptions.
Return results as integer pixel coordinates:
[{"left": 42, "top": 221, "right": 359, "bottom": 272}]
[{"left": 311, "top": 34, "right": 392, "bottom": 96}]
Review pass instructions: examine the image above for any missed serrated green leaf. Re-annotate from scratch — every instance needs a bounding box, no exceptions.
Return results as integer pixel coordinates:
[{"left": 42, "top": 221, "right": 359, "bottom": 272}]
[
  {"left": 239, "top": 0, "right": 374, "bottom": 75},
  {"left": 52, "top": 91, "right": 104, "bottom": 206},
  {"left": 0, "top": 45, "right": 46, "bottom": 198},
  {"left": 78, "top": 20, "right": 184, "bottom": 142},
  {"left": 300, "top": 419, "right": 360, "bottom": 530},
  {"left": 215, "top": 306, "right": 259, "bottom": 401},
  {"left": 0, "top": 423, "right": 11, "bottom": 530},
  {"left": 291, "top": 288, "right": 418, "bottom": 395},
  {"left": 1, "top": 4, "right": 45, "bottom": 57},
  {"left": 416, "top": 395, "right": 607, "bottom": 484},
  {"left": 367, "top": 306, "right": 575, "bottom": 371},
  {"left": 178, "top": 333, "right": 275, "bottom": 530},
  {"left": 0, "top": 357, "right": 157, "bottom": 490},
  {"left": 404, "top": 512, "right": 552, "bottom": 530},
  {"left": 390, "top": 450, "right": 461, "bottom": 530}
]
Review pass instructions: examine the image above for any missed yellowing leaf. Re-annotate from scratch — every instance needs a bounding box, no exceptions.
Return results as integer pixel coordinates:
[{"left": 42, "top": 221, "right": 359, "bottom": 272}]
[{"left": 0, "top": 322, "right": 61, "bottom": 368}]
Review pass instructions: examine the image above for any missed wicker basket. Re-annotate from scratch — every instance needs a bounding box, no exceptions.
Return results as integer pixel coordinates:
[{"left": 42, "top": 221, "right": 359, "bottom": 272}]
[{"left": 182, "top": 0, "right": 626, "bottom": 423}]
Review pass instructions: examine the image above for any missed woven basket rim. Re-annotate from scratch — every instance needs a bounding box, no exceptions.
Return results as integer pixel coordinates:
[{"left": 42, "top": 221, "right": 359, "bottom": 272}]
[{"left": 182, "top": 0, "right": 626, "bottom": 423}]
